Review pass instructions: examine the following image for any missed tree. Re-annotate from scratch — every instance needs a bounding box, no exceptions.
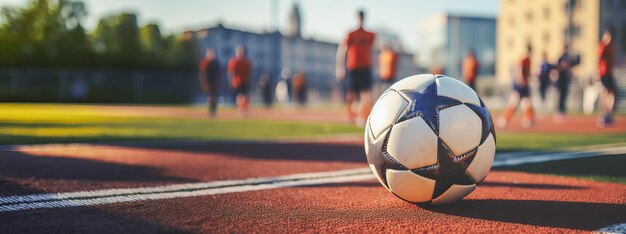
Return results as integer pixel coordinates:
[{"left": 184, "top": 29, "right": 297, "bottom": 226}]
[
  {"left": 92, "top": 12, "right": 142, "bottom": 68},
  {"left": 0, "top": 0, "right": 92, "bottom": 67},
  {"left": 0, "top": 0, "right": 196, "bottom": 70},
  {"left": 140, "top": 23, "right": 163, "bottom": 67},
  {"left": 162, "top": 33, "right": 197, "bottom": 70}
]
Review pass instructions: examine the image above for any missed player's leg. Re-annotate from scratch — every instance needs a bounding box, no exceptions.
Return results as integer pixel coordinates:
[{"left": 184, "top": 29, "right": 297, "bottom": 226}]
[
  {"left": 521, "top": 97, "right": 534, "bottom": 128},
  {"left": 357, "top": 89, "right": 372, "bottom": 127},
  {"left": 208, "top": 82, "right": 218, "bottom": 118},
  {"left": 346, "top": 70, "right": 359, "bottom": 123},
  {"left": 236, "top": 84, "right": 249, "bottom": 117},
  {"left": 356, "top": 68, "right": 373, "bottom": 127},
  {"left": 345, "top": 90, "right": 356, "bottom": 122},
  {"left": 606, "top": 91, "right": 616, "bottom": 125},
  {"left": 497, "top": 90, "right": 521, "bottom": 128},
  {"left": 555, "top": 78, "right": 568, "bottom": 123},
  {"left": 605, "top": 77, "right": 617, "bottom": 120},
  {"left": 598, "top": 88, "right": 609, "bottom": 127},
  {"left": 518, "top": 86, "right": 534, "bottom": 127},
  {"left": 599, "top": 77, "right": 617, "bottom": 126}
]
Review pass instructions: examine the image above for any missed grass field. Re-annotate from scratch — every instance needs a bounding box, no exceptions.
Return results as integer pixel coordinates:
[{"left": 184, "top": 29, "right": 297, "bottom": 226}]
[
  {"left": 1, "top": 103, "right": 625, "bottom": 152},
  {"left": 0, "top": 107, "right": 361, "bottom": 145}
]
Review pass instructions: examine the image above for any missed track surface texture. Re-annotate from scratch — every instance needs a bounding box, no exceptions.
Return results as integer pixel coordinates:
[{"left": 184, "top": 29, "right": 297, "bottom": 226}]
[{"left": 0, "top": 139, "right": 625, "bottom": 233}]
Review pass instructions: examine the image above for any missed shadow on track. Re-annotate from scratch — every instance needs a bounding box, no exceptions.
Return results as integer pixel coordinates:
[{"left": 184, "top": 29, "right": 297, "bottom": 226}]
[
  {"left": 479, "top": 181, "right": 585, "bottom": 190},
  {"left": 0, "top": 205, "right": 188, "bottom": 233},
  {"left": 0, "top": 150, "right": 200, "bottom": 232},
  {"left": 113, "top": 141, "right": 367, "bottom": 163},
  {"left": 298, "top": 181, "right": 381, "bottom": 188},
  {"left": 0, "top": 150, "right": 197, "bottom": 196},
  {"left": 423, "top": 199, "right": 626, "bottom": 230}
]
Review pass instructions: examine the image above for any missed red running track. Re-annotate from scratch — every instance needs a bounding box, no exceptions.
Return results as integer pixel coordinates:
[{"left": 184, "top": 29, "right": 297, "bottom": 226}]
[{"left": 0, "top": 140, "right": 624, "bottom": 232}]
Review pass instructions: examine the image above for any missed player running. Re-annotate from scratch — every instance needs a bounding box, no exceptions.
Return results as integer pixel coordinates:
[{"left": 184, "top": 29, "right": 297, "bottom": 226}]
[
  {"left": 228, "top": 45, "right": 252, "bottom": 117},
  {"left": 199, "top": 48, "right": 220, "bottom": 118},
  {"left": 497, "top": 44, "right": 535, "bottom": 128},
  {"left": 462, "top": 48, "right": 480, "bottom": 90},
  {"left": 598, "top": 26, "right": 617, "bottom": 127},
  {"left": 336, "top": 9, "right": 376, "bottom": 127}
]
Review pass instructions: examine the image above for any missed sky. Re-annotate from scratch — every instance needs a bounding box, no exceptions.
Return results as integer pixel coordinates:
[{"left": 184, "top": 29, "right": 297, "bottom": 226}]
[{"left": 0, "top": 0, "right": 499, "bottom": 51}]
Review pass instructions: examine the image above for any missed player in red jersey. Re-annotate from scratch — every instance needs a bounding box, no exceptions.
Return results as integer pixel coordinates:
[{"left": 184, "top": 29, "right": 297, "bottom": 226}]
[
  {"left": 336, "top": 9, "right": 376, "bottom": 127},
  {"left": 378, "top": 42, "right": 398, "bottom": 97},
  {"left": 462, "top": 48, "right": 480, "bottom": 90},
  {"left": 598, "top": 26, "right": 617, "bottom": 127},
  {"left": 498, "top": 44, "right": 535, "bottom": 128},
  {"left": 228, "top": 46, "right": 252, "bottom": 117}
]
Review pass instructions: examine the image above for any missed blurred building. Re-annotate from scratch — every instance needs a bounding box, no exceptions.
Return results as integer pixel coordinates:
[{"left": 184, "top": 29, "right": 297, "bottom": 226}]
[
  {"left": 497, "top": 0, "right": 626, "bottom": 84},
  {"left": 191, "top": 4, "right": 417, "bottom": 103},
  {"left": 416, "top": 13, "right": 497, "bottom": 79}
]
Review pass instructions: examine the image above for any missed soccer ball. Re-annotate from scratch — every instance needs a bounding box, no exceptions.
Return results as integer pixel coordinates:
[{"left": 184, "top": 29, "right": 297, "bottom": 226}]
[{"left": 364, "top": 74, "right": 496, "bottom": 205}]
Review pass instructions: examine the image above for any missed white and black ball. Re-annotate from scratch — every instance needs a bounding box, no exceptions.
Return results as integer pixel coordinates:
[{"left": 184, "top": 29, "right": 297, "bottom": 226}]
[{"left": 365, "top": 74, "right": 496, "bottom": 205}]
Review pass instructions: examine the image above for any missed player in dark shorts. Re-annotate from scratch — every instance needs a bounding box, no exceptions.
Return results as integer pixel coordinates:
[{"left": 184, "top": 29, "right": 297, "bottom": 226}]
[
  {"left": 598, "top": 26, "right": 617, "bottom": 127},
  {"left": 350, "top": 68, "right": 372, "bottom": 93},
  {"left": 497, "top": 44, "right": 535, "bottom": 128},
  {"left": 336, "top": 9, "right": 375, "bottom": 126},
  {"left": 199, "top": 48, "right": 220, "bottom": 118}
]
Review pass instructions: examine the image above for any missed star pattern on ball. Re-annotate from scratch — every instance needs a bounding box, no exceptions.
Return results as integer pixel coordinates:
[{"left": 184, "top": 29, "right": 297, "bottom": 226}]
[
  {"left": 466, "top": 100, "right": 496, "bottom": 144},
  {"left": 396, "top": 81, "right": 461, "bottom": 135},
  {"left": 366, "top": 128, "right": 407, "bottom": 188},
  {"left": 411, "top": 140, "right": 476, "bottom": 199}
]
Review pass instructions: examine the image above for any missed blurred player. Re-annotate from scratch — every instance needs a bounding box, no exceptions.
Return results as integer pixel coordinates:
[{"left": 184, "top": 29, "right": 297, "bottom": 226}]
[
  {"left": 336, "top": 9, "right": 376, "bottom": 126},
  {"left": 554, "top": 44, "right": 579, "bottom": 123},
  {"left": 497, "top": 44, "right": 535, "bottom": 128},
  {"left": 598, "top": 26, "right": 617, "bottom": 127},
  {"left": 199, "top": 47, "right": 220, "bottom": 118},
  {"left": 257, "top": 72, "right": 273, "bottom": 108},
  {"left": 538, "top": 52, "right": 554, "bottom": 102},
  {"left": 228, "top": 45, "right": 252, "bottom": 117},
  {"left": 538, "top": 51, "right": 555, "bottom": 114},
  {"left": 378, "top": 42, "right": 397, "bottom": 96},
  {"left": 292, "top": 70, "right": 307, "bottom": 107},
  {"left": 462, "top": 48, "right": 479, "bottom": 90}
]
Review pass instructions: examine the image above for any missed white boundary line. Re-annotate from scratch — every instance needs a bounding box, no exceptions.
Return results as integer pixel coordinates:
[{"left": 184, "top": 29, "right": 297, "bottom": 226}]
[
  {"left": 493, "top": 146, "right": 626, "bottom": 167},
  {"left": 596, "top": 223, "right": 626, "bottom": 233},
  {"left": 0, "top": 168, "right": 373, "bottom": 212},
  {"left": 1, "top": 146, "right": 625, "bottom": 213}
]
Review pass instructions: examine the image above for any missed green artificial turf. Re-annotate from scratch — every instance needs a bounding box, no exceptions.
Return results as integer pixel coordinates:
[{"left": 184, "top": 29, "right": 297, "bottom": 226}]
[
  {"left": 0, "top": 103, "right": 624, "bottom": 153},
  {"left": 0, "top": 106, "right": 361, "bottom": 144}
]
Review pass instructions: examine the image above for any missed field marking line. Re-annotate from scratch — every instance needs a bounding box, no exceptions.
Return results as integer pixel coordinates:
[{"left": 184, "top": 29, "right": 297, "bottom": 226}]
[
  {"left": 596, "top": 223, "right": 626, "bottom": 234},
  {"left": 1, "top": 145, "right": 625, "bottom": 213},
  {"left": 492, "top": 145, "right": 626, "bottom": 167},
  {"left": 0, "top": 167, "right": 373, "bottom": 212}
]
